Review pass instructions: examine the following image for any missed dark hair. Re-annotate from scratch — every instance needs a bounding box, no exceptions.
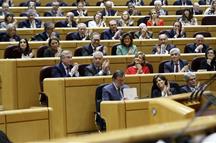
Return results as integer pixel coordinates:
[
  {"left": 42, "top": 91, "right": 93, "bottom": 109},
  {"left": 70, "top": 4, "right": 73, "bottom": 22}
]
[
  {"left": 18, "top": 38, "right": 32, "bottom": 56},
  {"left": 4, "top": 13, "right": 14, "bottom": 23},
  {"left": 173, "top": 21, "right": 183, "bottom": 35},
  {"left": 94, "top": 12, "right": 103, "bottom": 20},
  {"left": 182, "top": 8, "right": 194, "bottom": 22},
  {"left": 152, "top": 74, "right": 168, "bottom": 90},
  {"left": 44, "top": 22, "right": 55, "bottom": 31},
  {"left": 112, "top": 70, "right": 125, "bottom": 80},
  {"left": 48, "top": 36, "right": 60, "bottom": 47},
  {"left": 205, "top": 48, "right": 216, "bottom": 59},
  {"left": 120, "top": 32, "right": 133, "bottom": 47}
]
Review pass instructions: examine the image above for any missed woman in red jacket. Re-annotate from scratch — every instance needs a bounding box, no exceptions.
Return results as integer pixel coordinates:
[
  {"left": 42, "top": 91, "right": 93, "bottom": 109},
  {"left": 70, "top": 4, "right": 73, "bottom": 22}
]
[{"left": 147, "top": 8, "right": 164, "bottom": 26}]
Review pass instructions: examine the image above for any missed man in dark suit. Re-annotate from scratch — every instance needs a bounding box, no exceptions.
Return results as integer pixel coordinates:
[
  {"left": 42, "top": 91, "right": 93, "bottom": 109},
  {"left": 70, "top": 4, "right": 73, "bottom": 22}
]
[
  {"left": 100, "top": 1, "right": 117, "bottom": 16},
  {"left": 181, "top": 72, "right": 197, "bottom": 93},
  {"left": 173, "top": 0, "right": 192, "bottom": 5},
  {"left": 164, "top": 48, "right": 189, "bottom": 73},
  {"left": 31, "top": 22, "right": 60, "bottom": 41},
  {"left": 66, "top": 23, "right": 90, "bottom": 40},
  {"left": 84, "top": 51, "right": 111, "bottom": 76},
  {"left": 184, "top": 34, "right": 209, "bottom": 53},
  {"left": 19, "top": 0, "right": 40, "bottom": 6},
  {"left": 80, "top": 32, "right": 106, "bottom": 56},
  {"left": 192, "top": 2, "right": 203, "bottom": 15},
  {"left": 55, "top": 12, "right": 77, "bottom": 28},
  {"left": 46, "top": 0, "right": 68, "bottom": 6},
  {"left": 198, "top": 0, "right": 213, "bottom": 5},
  {"left": 71, "top": 2, "right": 88, "bottom": 16},
  {"left": 102, "top": 70, "right": 129, "bottom": 101},
  {"left": 52, "top": 50, "right": 79, "bottom": 77},
  {"left": 18, "top": 10, "right": 42, "bottom": 28},
  {"left": 102, "top": 20, "right": 122, "bottom": 40},
  {"left": 0, "top": 2, "right": 10, "bottom": 17},
  {"left": 0, "top": 24, "right": 21, "bottom": 42},
  {"left": 152, "top": 34, "right": 176, "bottom": 54},
  {"left": 44, "top": 1, "right": 64, "bottom": 17}
]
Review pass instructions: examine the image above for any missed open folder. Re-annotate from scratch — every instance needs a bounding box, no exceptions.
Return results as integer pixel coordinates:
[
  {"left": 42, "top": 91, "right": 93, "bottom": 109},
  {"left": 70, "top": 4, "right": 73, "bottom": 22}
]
[{"left": 123, "top": 88, "right": 138, "bottom": 100}]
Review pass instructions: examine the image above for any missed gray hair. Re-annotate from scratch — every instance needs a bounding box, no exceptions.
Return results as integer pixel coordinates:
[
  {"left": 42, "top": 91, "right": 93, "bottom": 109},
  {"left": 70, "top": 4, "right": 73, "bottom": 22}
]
[
  {"left": 60, "top": 50, "right": 72, "bottom": 61},
  {"left": 93, "top": 51, "right": 103, "bottom": 58},
  {"left": 170, "top": 48, "right": 180, "bottom": 55},
  {"left": 154, "top": 0, "right": 162, "bottom": 5},
  {"left": 184, "top": 72, "right": 196, "bottom": 81},
  {"left": 77, "top": 23, "right": 87, "bottom": 29}
]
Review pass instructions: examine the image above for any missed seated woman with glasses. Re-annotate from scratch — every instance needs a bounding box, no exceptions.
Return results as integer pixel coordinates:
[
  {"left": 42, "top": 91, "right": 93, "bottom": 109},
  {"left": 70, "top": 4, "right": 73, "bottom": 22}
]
[
  {"left": 199, "top": 48, "right": 216, "bottom": 71},
  {"left": 126, "top": 51, "right": 152, "bottom": 74},
  {"left": 116, "top": 32, "right": 138, "bottom": 55},
  {"left": 147, "top": 8, "right": 164, "bottom": 26},
  {"left": 151, "top": 74, "right": 180, "bottom": 98}
]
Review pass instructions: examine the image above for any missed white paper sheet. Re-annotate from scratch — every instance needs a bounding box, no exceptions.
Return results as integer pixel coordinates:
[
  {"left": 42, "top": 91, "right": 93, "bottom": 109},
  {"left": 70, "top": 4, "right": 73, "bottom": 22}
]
[{"left": 123, "top": 88, "right": 138, "bottom": 100}]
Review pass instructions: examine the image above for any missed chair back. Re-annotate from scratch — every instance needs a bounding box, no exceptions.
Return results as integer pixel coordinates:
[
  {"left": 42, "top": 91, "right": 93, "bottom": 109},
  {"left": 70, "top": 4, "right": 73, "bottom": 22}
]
[
  {"left": 74, "top": 47, "right": 84, "bottom": 56},
  {"left": 65, "top": 32, "right": 74, "bottom": 40},
  {"left": 193, "top": 32, "right": 212, "bottom": 37},
  {"left": 202, "top": 16, "right": 216, "bottom": 25},
  {"left": 158, "top": 60, "right": 169, "bottom": 73},
  {"left": 137, "top": 16, "right": 150, "bottom": 26},
  {"left": 111, "top": 43, "right": 120, "bottom": 55},
  {"left": 4, "top": 45, "right": 20, "bottom": 59},
  {"left": 36, "top": 46, "right": 49, "bottom": 57},
  {"left": 191, "top": 57, "right": 205, "bottom": 71},
  {"left": 146, "top": 62, "right": 154, "bottom": 73},
  {"left": 78, "top": 64, "right": 88, "bottom": 76}
]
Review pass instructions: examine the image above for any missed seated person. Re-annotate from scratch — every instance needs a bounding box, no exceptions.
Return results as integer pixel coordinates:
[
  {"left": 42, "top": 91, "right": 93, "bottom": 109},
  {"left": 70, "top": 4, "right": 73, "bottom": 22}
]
[
  {"left": 72, "top": 0, "right": 89, "bottom": 6},
  {"left": 80, "top": 32, "right": 106, "bottom": 56},
  {"left": 147, "top": 8, "right": 164, "bottom": 26},
  {"left": 168, "top": 21, "right": 186, "bottom": 38},
  {"left": 149, "top": 0, "right": 168, "bottom": 5},
  {"left": 154, "top": 0, "right": 168, "bottom": 16},
  {"left": 0, "top": 0, "right": 13, "bottom": 6},
  {"left": 84, "top": 51, "right": 111, "bottom": 76},
  {"left": 66, "top": 23, "right": 90, "bottom": 40},
  {"left": 116, "top": 32, "right": 138, "bottom": 55},
  {"left": 199, "top": 48, "right": 216, "bottom": 71},
  {"left": 184, "top": 34, "right": 209, "bottom": 53},
  {"left": 180, "top": 72, "right": 197, "bottom": 93},
  {"left": 0, "top": 13, "right": 17, "bottom": 29},
  {"left": 126, "top": 51, "right": 151, "bottom": 74},
  {"left": 46, "top": 0, "right": 68, "bottom": 6},
  {"left": 31, "top": 22, "right": 60, "bottom": 41},
  {"left": 20, "top": 1, "right": 40, "bottom": 17},
  {"left": 0, "top": 24, "right": 21, "bottom": 42},
  {"left": 71, "top": 1, "right": 88, "bottom": 17},
  {"left": 96, "top": 0, "right": 114, "bottom": 6},
  {"left": 192, "top": 2, "right": 203, "bottom": 15},
  {"left": 199, "top": 0, "right": 213, "bottom": 5},
  {"left": 52, "top": 50, "right": 79, "bottom": 77},
  {"left": 126, "top": 0, "right": 144, "bottom": 6},
  {"left": 55, "top": 12, "right": 77, "bottom": 28},
  {"left": 44, "top": 1, "right": 64, "bottom": 17},
  {"left": 173, "top": 0, "right": 192, "bottom": 5},
  {"left": 102, "top": 70, "right": 129, "bottom": 101},
  {"left": 117, "top": 11, "right": 134, "bottom": 27},
  {"left": 18, "top": 10, "right": 42, "bottom": 28},
  {"left": 152, "top": 34, "right": 175, "bottom": 54},
  {"left": 164, "top": 48, "right": 189, "bottom": 73},
  {"left": 126, "top": 2, "right": 141, "bottom": 16},
  {"left": 88, "top": 12, "right": 106, "bottom": 27},
  {"left": 134, "top": 23, "right": 153, "bottom": 39},
  {"left": 100, "top": 0, "right": 118, "bottom": 16},
  {"left": 151, "top": 74, "right": 180, "bottom": 98},
  {"left": 43, "top": 36, "right": 62, "bottom": 57},
  {"left": 178, "top": 9, "right": 198, "bottom": 26},
  {"left": 204, "top": 0, "right": 216, "bottom": 15},
  {"left": 102, "top": 20, "right": 122, "bottom": 40},
  {"left": 0, "top": 2, "right": 10, "bottom": 18},
  {"left": 19, "top": 0, "right": 40, "bottom": 6}
]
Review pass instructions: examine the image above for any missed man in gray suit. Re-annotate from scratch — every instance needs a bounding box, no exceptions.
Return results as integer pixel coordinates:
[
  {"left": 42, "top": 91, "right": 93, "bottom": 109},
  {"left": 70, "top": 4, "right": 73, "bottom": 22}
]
[
  {"left": 102, "top": 70, "right": 129, "bottom": 101},
  {"left": 180, "top": 72, "right": 197, "bottom": 93}
]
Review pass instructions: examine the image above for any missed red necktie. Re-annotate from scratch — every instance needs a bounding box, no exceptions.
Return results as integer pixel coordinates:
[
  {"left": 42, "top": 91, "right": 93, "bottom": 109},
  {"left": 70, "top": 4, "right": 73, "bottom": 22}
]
[{"left": 175, "top": 64, "right": 179, "bottom": 72}]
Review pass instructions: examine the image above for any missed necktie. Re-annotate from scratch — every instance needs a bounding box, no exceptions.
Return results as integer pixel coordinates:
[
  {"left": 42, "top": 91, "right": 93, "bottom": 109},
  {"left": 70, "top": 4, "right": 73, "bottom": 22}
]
[
  {"left": 66, "top": 67, "right": 70, "bottom": 75},
  {"left": 175, "top": 64, "right": 179, "bottom": 72},
  {"left": 117, "top": 88, "right": 122, "bottom": 98}
]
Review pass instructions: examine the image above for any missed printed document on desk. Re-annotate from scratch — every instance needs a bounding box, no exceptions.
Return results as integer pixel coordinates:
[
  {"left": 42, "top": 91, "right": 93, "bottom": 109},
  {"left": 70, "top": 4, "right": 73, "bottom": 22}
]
[{"left": 123, "top": 88, "right": 138, "bottom": 100}]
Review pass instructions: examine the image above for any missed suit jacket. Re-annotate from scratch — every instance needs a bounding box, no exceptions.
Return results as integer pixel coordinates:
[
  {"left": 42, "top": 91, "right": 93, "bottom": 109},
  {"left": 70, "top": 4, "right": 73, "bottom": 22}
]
[
  {"left": 46, "top": 2, "right": 68, "bottom": 6},
  {"left": 81, "top": 44, "right": 105, "bottom": 56},
  {"left": 168, "top": 29, "right": 186, "bottom": 38},
  {"left": 19, "top": 1, "right": 40, "bottom": 6},
  {"left": 44, "top": 10, "right": 64, "bottom": 17},
  {"left": 102, "top": 29, "right": 116, "bottom": 40},
  {"left": 164, "top": 59, "right": 188, "bottom": 73},
  {"left": 149, "top": 0, "right": 168, "bottom": 5},
  {"left": 199, "top": 59, "right": 216, "bottom": 71},
  {"left": 173, "top": 0, "right": 192, "bottom": 5},
  {"left": 198, "top": 0, "right": 213, "bottom": 5},
  {"left": 184, "top": 43, "right": 208, "bottom": 53},
  {"left": 52, "top": 63, "right": 77, "bottom": 77},
  {"left": 102, "top": 83, "right": 129, "bottom": 101},
  {"left": 18, "top": 19, "right": 42, "bottom": 28},
  {"left": 0, "top": 33, "right": 21, "bottom": 42},
  {"left": 152, "top": 44, "right": 176, "bottom": 54},
  {"left": 71, "top": 10, "right": 88, "bottom": 16},
  {"left": 31, "top": 31, "right": 60, "bottom": 41},
  {"left": 126, "top": 0, "right": 144, "bottom": 6},
  {"left": 180, "top": 85, "right": 193, "bottom": 93},
  {"left": 84, "top": 63, "right": 110, "bottom": 76},
  {"left": 100, "top": 9, "right": 117, "bottom": 16},
  {"left": 55, "top": 20, "right": 77, "bottom": 28}
]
